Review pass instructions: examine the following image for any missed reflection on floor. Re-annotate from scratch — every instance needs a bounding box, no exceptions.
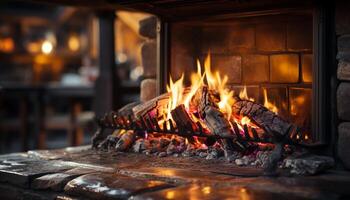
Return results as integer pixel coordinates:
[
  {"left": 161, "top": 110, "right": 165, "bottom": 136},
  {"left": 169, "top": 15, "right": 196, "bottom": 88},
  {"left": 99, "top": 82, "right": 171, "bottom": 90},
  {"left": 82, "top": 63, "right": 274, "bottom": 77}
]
[{"left": 0, "top": 146, "right": 349, "bottom": 199}]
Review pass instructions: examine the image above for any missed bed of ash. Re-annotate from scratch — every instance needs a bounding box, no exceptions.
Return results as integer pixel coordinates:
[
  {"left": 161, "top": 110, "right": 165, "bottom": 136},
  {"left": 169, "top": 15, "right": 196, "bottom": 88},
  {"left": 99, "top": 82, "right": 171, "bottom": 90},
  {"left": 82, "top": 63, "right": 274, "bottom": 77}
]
[{"left": 93, "top": 129, "right": 335, "bottom": 176}]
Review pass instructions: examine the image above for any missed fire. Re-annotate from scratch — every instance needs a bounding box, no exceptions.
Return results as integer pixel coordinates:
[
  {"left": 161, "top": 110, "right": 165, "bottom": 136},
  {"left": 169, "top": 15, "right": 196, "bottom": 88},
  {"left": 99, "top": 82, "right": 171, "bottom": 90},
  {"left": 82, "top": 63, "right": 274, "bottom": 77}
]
[
  {"left": 166, "top": 74, "right": 184, "bottom": 120},
  {"left": 239, "top": 86, "right": 255, "bottom": 101},
  {"left": 240, "top": 116, "right": 251, "bottom": 125},
  {"left": 204, "top": 54, "right": 234, "bottom": 119},
  {"left": 263, "top": 88, "right": 278, "bottom": 114},
  {"left": 164, "top": 52, "right": 278, "bottom": 137},
  {"left": 165, "top": 53, "right": 235, "bottom": 120},
  {"left": 183, "top": 59, "right": 205, "bottom": 110}
]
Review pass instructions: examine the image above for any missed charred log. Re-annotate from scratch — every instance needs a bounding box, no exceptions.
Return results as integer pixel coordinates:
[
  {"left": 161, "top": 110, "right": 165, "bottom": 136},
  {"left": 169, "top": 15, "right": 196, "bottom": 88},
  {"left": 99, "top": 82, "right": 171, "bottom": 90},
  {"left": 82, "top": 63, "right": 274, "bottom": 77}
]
[
  {"left": 132, "top": 92, "right": 170, "bottom": 119},
  {"left": 171, "top": 104, "right": 197, "bottom": 132},
  {"left": 171, "top": 104, "right": 197, "bottom": 143},
  {"left": 115, "top": 130, "right": 137, "bottom": 151},
  {"left": 232, "top": 99, "right": 293, "bottom": 137},
  {"left": 232, "top": 98, "right": 298, "bottom": 175},
  {"left": 197, "top": 87, "right": 238, "bottom": 158},
  {"left": 92, "top": 102, "right": 139, "bottom": 148},
  {"left": 133, "top": 88, "right": 191, "bottom": 119}
]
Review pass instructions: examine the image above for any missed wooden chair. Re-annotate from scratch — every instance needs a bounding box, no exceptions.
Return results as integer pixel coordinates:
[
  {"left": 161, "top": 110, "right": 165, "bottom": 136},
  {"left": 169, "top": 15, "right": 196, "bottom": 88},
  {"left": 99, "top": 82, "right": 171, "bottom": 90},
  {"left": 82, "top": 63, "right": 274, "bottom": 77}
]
[
  {"left": 37, "top": 86, "right": 94, "bottom": 149},
  {"left": 0, "top": 91, "right": 30, "bottom": 152}
]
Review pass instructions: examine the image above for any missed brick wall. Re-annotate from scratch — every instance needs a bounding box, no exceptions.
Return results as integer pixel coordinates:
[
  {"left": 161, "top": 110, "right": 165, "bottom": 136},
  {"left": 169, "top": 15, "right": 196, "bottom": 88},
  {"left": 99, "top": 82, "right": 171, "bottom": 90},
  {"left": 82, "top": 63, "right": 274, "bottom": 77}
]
[
  {"left": 170, "top": 13, "right": 313, "bottom": 139},
  {"left": 336, "top": 0, "right": 350, "bottom": 169}
]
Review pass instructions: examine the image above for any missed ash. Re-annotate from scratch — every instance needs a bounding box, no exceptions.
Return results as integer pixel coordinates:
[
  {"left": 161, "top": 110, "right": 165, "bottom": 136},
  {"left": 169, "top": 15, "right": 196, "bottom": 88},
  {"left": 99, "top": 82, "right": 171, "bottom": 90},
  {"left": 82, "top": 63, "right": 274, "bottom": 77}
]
[{"left": 95, "top": 130, "right": 300, "bottom": 169}]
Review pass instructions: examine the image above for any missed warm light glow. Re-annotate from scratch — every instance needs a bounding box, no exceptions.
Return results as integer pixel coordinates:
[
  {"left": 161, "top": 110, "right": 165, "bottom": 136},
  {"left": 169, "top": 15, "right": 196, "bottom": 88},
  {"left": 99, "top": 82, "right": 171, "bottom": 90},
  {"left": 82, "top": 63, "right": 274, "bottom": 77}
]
[
  {"left": 240, "top": 188, "right": 247, "bottom": 193},
  {"left": 68, "top": 34, "right": 80, "bottom": 51},
  {"left": 41, "top": 40, "right": 53, "bottom": 54},
  {"left": 304, "top": 134, "right": 309, "bottom": 140},
  {"left": 263, "top": 88, "right": 278, "bottom": 114},
  {"left": 27, "top": 42, "right": 41, "bottom": 54},
  {"left": 165, "top": 191, "right": 175, "bottom": 199},
  {"left": 290, "top": 96, "right": 305, "bottom": 116},
  {"left": 202, "top": 186, "right": 211, "bottom": 194},
  {"left": 0, "top": 37, "right": 14, "bottom": 53}
]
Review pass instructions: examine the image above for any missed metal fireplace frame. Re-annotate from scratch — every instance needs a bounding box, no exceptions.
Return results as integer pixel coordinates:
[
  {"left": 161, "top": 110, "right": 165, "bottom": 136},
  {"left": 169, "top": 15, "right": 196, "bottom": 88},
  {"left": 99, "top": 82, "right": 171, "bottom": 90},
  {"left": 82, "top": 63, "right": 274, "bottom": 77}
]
[{"left": 154, "top": 1, "right": 335, "bottom": 146}]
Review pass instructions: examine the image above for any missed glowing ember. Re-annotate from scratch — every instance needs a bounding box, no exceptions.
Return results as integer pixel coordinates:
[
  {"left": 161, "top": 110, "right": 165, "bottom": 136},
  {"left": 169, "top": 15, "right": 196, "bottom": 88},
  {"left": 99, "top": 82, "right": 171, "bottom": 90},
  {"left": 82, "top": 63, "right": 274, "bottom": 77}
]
[{"left": 240, "top": 116, "right": 251, "bottom": 125}]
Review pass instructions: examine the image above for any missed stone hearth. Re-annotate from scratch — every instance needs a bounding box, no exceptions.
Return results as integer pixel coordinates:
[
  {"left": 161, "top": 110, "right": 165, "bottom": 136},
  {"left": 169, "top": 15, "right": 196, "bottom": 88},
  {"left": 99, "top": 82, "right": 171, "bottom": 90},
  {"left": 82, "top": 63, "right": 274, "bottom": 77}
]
[{"left": 0, "top": 146, "right": 350, "bottom": 200}]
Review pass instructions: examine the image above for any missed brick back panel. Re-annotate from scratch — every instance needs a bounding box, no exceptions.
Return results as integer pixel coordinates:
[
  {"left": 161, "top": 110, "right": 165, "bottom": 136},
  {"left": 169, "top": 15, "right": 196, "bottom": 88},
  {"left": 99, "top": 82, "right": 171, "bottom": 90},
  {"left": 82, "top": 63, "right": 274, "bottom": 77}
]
[{"left": 169, "top": 13, "right": 313, "bottom": 138}]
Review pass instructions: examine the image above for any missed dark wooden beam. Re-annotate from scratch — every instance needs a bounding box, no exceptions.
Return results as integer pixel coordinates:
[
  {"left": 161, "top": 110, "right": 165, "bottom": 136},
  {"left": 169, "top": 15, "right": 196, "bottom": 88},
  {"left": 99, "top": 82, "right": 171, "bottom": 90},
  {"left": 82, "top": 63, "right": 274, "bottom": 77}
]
[{"left": 94, "top": 11, "right": 120, "bottom": 118}]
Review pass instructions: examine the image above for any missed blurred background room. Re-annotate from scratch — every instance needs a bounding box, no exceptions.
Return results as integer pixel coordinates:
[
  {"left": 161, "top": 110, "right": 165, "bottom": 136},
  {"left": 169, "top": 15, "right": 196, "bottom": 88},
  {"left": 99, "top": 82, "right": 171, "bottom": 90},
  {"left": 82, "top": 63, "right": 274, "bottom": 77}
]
[{"left": 0, "top": 1, "right": 155, "bottom": 153}]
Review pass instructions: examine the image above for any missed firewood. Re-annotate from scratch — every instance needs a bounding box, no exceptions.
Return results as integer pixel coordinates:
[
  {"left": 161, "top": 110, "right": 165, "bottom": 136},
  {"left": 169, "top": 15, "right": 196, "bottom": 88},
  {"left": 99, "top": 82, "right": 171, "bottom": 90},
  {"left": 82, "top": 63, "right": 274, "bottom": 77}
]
[
  {"left": 92, "top": 102, "right": 139, "bottom": 148},
  {"left": 118, "top": 102, "right": 140, "bottom": 116},
  {"left": 115, "top": 130, "right": 137, "bottom": 151},
  {"left": 197, "top": 86, "right": 237, "bottom": 157},
  {"left": 171, "top": 104, "right": 197, "bottom": 132},
  {"left": 132, "top": 88, "right": 191, "bottom": 119},
  {"left": 171, "top": 104, "right": 197, "bottom": 143},
  {"left": 132, "top": 92, "right": 170, "bottom": 119},
  {"left": 232, "top": 99, "right": 292, "bottom": 136},
  {"left": 232, "top": 98, "right": 296, "bottom": 175}
]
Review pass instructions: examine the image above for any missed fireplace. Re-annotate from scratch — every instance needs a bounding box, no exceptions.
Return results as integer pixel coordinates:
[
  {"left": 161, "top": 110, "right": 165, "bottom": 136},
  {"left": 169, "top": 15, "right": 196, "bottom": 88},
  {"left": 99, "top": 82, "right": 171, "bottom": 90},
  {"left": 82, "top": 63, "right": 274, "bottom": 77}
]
[
  {"left": 149, "top": 1, "right": 333, "bottom": 147},
  {"left": 90, "top": 0, "right": 337, "bottom": 175},
  {"left": 167, "top": 10, "right": 316, "bottom": 143},
  {"left": 4, "top": 1, "right": 350, "bottom": 199}
]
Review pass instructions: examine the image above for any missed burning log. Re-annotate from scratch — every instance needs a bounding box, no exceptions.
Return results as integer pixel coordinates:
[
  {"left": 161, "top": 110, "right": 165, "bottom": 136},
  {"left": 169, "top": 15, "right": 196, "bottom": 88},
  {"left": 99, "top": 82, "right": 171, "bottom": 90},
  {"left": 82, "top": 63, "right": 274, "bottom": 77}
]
[
  {"left": 115, "top": 130, "right": 137, "bottom": 151},
  {"left": 132, "top": 92, "right": 170, "bottom": 119},
  {"left": 196, "top": 86, "right": 238, "bottom": 158},
  {"left": 133, "top": 88, "right": 191, "bottom": 119},
  {"left": 232, "top": 98, "right": 297, "bottom": 175},
  {"left": 98, "top": 130, "right": 123, "bottom": 150},
  {"left": 171, "top": 104, "right": 197, "bottom": 143},
  {"left": 92, "top": 102, "right": 140, "bottom": 148},
  {"left": 171, "top": 104, "right": 197, "bottom": 132},
  {"left": 232, "top": 99, "right": 293, "bottom": 137}
]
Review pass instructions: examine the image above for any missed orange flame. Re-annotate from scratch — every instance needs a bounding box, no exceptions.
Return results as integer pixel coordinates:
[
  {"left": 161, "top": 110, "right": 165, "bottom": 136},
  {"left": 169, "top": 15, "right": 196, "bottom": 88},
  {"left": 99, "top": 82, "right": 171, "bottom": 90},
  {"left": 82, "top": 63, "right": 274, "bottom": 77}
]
[
  {"left": 166, "top": 74, "right": 184, "bottom": 120},
  {"left": 165, "top": 53, "right": 235, "bottom": 120},
  {"left": 263, "top": 88, "right": 278, "bottom": 114},
  {"left": 239, "top": 86, "right": 255, "bottom": 101},
  {"left": 204, "top": 54, "right": 234, "bottom": 119},
  {"left": 240, "top": 116, "right": 251, "bottom": 125},
  {"left": 164, "top": 52, "right": 275, "bottom": 141},
  {"left": 183, "top": 59, "right": 205, "bottom": 109}
]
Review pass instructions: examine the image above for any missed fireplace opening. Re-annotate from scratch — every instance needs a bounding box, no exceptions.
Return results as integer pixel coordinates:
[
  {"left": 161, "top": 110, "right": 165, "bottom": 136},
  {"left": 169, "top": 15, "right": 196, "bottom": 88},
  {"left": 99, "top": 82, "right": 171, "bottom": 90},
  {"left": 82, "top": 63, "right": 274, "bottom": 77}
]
[
  {"left": 92, "top": 2, "right": 333, "bottom": 176},
  {"left": 165, "top": 10, "right": 318, "bottom": 144}
]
